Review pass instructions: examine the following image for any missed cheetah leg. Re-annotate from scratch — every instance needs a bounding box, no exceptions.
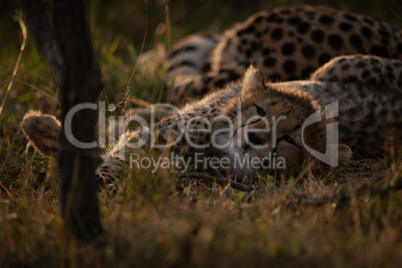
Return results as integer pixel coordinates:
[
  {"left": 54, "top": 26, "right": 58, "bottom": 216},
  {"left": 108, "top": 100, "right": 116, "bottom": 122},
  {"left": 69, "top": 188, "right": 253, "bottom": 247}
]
[
  {"left": 22, "top": 109, "right": 183, "bottom": 192},
  {"left": 95, "top": 127, "right": 152, "bottom": 190},
  {"left": 21, "top": 111, "right": 136, "bottom": 191},
  {"left": 21, "top": 110, "right": 62, "bottom": 156}
]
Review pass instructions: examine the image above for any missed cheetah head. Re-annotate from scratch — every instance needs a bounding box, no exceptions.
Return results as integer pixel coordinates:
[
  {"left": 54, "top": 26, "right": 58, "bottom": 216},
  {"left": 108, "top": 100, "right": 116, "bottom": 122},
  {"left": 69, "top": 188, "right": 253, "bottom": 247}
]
[{"left": 210, "top": 66, "right": 351, "bottom": 178}]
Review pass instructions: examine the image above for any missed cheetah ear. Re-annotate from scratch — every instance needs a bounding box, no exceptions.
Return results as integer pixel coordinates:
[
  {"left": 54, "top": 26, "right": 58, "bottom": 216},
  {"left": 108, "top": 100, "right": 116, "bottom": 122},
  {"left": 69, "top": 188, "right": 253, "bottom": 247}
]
[{"left": 242, "top": 66, "right": 267, "bottom": 95}]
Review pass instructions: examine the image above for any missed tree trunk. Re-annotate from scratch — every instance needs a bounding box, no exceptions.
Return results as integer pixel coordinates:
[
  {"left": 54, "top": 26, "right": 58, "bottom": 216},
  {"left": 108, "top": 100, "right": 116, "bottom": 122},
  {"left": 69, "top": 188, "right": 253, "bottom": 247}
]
[{"left": 23, "top": 0, "right": 103, "bottom": 241}]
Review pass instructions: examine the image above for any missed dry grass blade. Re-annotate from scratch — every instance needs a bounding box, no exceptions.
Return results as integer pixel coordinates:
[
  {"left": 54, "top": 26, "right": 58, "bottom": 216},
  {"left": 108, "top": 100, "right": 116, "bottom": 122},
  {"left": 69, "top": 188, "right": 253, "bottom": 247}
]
[
  {"left": 0, "top": 71, "right": 60, "bottom": 105},
  {"left": 124, "top": 0, "right": 149, "bottom": 92},
  {"left": 0, "top": 11, "right": 27, "bottom": 117}
]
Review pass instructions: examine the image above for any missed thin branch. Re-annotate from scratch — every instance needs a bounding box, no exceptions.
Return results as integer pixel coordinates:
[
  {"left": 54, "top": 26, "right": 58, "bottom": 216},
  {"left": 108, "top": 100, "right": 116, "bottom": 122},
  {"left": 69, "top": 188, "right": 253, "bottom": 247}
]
[
  {"left": 290, "top": 176, "right": 402, "bottom": 210},
  {"left": 177, "top": 172, "right": 255, "bottom": 192},
  {"left": 178, "top": 172, "right": 402, "bottom": 209}
]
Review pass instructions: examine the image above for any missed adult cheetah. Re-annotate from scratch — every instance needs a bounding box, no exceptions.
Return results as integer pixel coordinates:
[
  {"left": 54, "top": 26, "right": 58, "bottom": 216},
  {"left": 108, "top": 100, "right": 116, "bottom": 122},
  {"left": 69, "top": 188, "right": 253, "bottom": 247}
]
[{"left": 165, "top": 6, "right": 402, "bottom": 104}]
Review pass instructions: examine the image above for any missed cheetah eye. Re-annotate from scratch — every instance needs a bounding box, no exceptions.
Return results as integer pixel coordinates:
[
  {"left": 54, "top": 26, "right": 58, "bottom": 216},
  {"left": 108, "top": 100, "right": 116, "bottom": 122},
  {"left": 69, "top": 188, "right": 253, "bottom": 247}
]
[
  {"left": 255, "top": 105, "right": 267, "bottom": 117},
  {"left": 277, "top": 134, "right": 298, "bottom": 147}
]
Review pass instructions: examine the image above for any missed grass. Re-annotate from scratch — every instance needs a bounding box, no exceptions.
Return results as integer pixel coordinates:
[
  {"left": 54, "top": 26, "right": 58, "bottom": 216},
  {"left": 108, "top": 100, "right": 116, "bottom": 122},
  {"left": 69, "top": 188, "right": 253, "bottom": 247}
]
[{"left": 1, "top": 0, "right": 402, "bottom": 267}]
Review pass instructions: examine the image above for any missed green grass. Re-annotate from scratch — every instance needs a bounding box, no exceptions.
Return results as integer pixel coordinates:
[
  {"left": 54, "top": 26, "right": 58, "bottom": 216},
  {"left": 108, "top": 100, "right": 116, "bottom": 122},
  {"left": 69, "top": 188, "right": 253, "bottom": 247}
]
[{"left": 1, "top": 1, "right": 402, "bottom": 267}]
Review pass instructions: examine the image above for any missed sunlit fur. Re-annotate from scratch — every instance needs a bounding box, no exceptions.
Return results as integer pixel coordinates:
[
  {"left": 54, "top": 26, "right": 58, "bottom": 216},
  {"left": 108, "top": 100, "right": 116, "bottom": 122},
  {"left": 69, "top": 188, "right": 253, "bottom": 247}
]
[
  {"left": 209, "top": 67, "right": 345, "bottom": 177},
  {"left": 22, "top": 111, "right": 61, "bottom": 156}
]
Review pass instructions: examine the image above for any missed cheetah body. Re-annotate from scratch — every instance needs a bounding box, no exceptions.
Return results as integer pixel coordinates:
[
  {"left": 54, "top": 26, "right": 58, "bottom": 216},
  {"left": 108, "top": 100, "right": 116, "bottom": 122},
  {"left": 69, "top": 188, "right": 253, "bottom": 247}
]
[{"left": 166, "top": 6, "right": 402, "bottom": 103}]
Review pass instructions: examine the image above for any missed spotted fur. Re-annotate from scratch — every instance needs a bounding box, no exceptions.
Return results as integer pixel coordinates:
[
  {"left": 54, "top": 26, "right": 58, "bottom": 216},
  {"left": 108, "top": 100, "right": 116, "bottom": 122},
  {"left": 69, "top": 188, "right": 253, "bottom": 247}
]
[{"left": 166, "top": 6, "right": 402, "bottom": 104}]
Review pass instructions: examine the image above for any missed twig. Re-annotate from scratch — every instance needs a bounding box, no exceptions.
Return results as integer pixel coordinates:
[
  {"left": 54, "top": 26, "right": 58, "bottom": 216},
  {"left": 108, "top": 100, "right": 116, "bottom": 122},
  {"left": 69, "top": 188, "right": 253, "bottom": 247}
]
[
  {"left": 177, "top": 172, "right": 402, "bottom": 208},
  {"left": 130, "top": 96, "right": 165, "bottom": 110},
  {"left": 177, "top": 172, "right": 255, "bottom": 192},
  {"left": 290, "top": 176, "right": 402, "bottom": 210}
]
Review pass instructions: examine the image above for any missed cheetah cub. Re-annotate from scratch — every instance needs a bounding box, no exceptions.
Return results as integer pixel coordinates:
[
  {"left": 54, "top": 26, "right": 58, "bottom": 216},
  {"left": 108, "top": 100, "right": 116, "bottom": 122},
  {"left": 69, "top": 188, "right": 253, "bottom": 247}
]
[{"left": 22, "top": 55, "right": 402, "bottom": 189}]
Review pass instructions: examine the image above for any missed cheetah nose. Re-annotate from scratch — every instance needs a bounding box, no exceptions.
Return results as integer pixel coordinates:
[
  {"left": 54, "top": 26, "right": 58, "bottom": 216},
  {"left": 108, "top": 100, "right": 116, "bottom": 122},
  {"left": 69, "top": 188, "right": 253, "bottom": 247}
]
[{"left": 248, "top": 131, "right": 265, "bottom": 145}]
